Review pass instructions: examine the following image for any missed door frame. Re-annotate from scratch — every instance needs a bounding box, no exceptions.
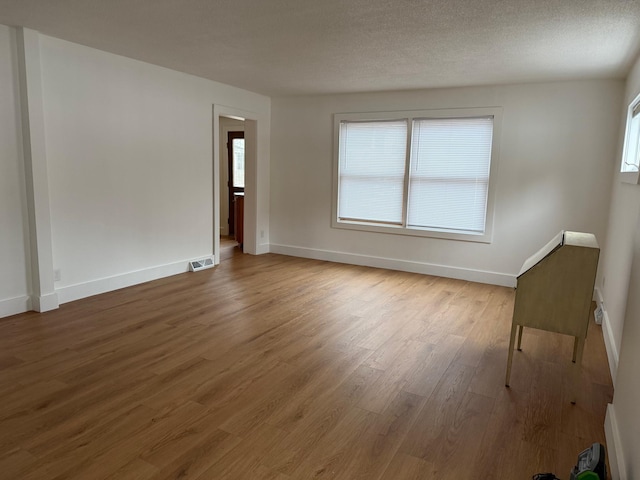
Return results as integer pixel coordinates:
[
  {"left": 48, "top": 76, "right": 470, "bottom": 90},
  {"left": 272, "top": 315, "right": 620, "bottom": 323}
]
[{"left": 213, "top": 104, "right": 268, "bottom": 265}]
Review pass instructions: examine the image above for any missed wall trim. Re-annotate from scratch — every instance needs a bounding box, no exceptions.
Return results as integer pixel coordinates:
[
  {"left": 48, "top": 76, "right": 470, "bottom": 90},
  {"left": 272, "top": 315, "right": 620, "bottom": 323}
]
[
  {"left": 0, "top": 295, "right": 32, "bottom": 318},
  {"left": 595, "top": 287, "right": 619, "bottom": 385},
  {"left": 31, "top": 291, "right": 59, "bottom": 312},
  {"left": 602, "top": 312, "right": 618, "bottom": 385},
  {"left": 269, "top": 243, "right": 516, "bottom": 287},
  {"left": 55, "top": 258, "right": 207, "bottom": 304},
  {"left": 16, "top": 28, "right": 58, "bottom": 306},
  {"left": 255, "top": 242, "right": 270, "bottom": 255},
  {"left": 605, "top": 404, "right": 626, "bottom": 480}
]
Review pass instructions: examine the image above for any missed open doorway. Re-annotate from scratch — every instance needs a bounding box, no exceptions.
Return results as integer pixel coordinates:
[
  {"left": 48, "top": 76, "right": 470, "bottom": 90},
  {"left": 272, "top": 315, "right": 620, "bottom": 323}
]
[
  {"left": 219, "top": 116, "right": 245, "bottom": 261},
  {"left": 213, "top": 104, "right": 263, "bottom": 267}
]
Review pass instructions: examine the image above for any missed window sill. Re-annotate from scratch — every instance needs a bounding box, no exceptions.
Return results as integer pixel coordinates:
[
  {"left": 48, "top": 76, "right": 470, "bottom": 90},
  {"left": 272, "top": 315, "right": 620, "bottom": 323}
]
[
  {"left": 332, "top": 219, "right": 492, "bottom": 243},
  {"left": 620, "top": 170, "right": 639, "bottom": 185}
]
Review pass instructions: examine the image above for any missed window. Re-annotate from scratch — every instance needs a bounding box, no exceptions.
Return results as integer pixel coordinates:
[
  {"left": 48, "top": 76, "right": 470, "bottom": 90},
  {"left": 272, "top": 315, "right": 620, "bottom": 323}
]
[
  {"left": 338, "top": 120, "right": 407, "bottom": 224},
  {"left": 333, "top": 108, "right": 501, "bottom": 242},
  {"left": 620, "top": 92, "right": 640, "bottom": 184},
  {"left": 232, "top": 137, "right": 245, "bottom": 188}
]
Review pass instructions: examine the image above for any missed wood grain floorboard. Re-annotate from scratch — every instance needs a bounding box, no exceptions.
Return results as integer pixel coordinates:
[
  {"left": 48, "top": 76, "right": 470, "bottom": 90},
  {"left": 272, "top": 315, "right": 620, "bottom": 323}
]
[{"left": 0, "top": 250, "right": 613, "bottom": 479}]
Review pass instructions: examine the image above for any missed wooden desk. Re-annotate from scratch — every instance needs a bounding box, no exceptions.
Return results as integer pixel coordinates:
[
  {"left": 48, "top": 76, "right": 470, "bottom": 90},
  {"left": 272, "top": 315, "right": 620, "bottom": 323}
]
[{"left": 505, "top": 231, "right": 599, "bottom": 404}]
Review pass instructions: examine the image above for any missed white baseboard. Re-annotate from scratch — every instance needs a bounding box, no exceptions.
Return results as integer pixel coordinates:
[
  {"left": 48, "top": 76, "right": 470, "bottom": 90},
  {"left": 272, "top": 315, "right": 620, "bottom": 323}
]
[
  {"left": 0, "top": 295, "right": 32, "bottom": 318},
  {"left": 269, "top": 244, "right": 516, "bottom": 287},
  {"left": 255, "top": 242, "right": 270, "bottom": 255},
  {"left": 602, "top": 310, "right": 619, "bottom": 386},
  {"left": 594, "top": 285, "right": 605, "bottom": 305},
  {"left": 594, "top": 287, "right": 619, "bottom": 385},
  {"left": 56, "top": 259, "right": 198, "bottom": 304},
  {"left": 32, "top": 292, "right": 60, "bottom": 312},
  {"left": 605, "top": 404, "right": 626, "bottom": 480}
]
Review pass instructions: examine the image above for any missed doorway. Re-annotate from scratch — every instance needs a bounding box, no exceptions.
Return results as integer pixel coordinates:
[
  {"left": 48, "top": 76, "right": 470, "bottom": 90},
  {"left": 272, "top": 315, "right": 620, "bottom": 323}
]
[
  {"left": 213, "top": 104, "right": 262, "bottom": 267},
  {"left": 218, "top": 116, "right": 245, "bottom": 261}
]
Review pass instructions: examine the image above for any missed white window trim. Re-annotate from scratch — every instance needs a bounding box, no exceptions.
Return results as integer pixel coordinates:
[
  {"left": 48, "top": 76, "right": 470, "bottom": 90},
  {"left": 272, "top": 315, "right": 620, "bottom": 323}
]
[
  {"left": 332, "top": 107, "right": 502, "bottom": 243},
  {"left": 620, "top": 91, "right": 640, "bottom": 185}
]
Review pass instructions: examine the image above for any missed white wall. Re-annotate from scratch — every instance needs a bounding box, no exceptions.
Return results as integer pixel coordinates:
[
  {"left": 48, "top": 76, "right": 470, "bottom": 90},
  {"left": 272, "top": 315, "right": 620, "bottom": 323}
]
[
  {"left": 36, "top": 35, "right": 270, "bottom": 303},
  {"left": 0, "top": 25, "right": 31, "bottom": 316},
  {"left": 219, "top": 117, "right": 245, "bottom": 236},
  {"left": 602, "top": 52, "right": 640, "bottom": 480},
  {"left": 0, "top": 27, "right": 271, "bottom": 312},
  {"left": 606, "top": 213, "right": 640, "bottom": 480},
  {"left": 599, "top": 55, "right": 640, "bottom": 376},
  {"left": 270, "top": 81, "right": 623, "bottom": 286}
]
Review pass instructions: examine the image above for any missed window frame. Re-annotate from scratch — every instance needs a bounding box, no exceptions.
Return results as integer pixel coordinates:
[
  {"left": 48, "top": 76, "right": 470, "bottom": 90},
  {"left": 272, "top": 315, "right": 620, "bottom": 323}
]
[
  {"left": 332, "top": 107, "right": 502, "bottom": 243},
  {"left": 620, "top": 91, "right": 640, "bottom": 185}
]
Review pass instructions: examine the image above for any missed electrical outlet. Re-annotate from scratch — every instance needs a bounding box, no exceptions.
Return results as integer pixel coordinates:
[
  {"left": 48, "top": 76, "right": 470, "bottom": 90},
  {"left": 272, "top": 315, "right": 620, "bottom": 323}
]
[{"left": 54, "top": 269, "right": 61, "bottom": 282}]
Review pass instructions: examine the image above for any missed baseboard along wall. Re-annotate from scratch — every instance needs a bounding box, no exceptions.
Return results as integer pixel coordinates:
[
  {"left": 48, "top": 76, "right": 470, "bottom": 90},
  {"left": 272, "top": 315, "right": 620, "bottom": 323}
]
[
  {"left": 55, "top": 258, "right": 201, "bottom": 305},
  {"left": 269, "top": 243, "right": 516, "bottom": 287},
  {"left": 0, "top": 295, "right": 32, "bottom": 318},
  {"left": 605, "top": 404, "right": 626, "bottom": 480}
]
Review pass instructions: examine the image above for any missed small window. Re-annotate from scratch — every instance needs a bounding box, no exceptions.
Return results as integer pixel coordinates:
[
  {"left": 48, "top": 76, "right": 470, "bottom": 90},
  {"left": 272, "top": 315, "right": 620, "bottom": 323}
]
[
  {"left": 333, "top": 108, "right": 501, "bottom": 242},
  {"left": 232, "top": 137, "right": 245, "bottom": 188},
  {"left": 620, "top": 92, "right": 640, "bottom": 184}
]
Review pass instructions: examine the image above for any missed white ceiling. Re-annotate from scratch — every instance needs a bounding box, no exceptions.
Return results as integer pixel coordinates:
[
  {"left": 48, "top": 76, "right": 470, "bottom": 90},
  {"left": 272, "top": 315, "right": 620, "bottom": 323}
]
[{"left": 1, "top": 0, "right": 639, "bottom": 97}]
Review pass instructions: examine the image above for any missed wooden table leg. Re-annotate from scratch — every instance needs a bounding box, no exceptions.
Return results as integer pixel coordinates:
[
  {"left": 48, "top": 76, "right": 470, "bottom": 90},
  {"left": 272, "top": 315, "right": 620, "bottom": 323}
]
[
  {"left": 517, "top": 325, "right": 524, "bottom": 351},
  {"left": 505, "top": 322, "right": 519, "bottom": 387},
  {"left": 571, "top": 336, "right": 586, "bottom": 404}
]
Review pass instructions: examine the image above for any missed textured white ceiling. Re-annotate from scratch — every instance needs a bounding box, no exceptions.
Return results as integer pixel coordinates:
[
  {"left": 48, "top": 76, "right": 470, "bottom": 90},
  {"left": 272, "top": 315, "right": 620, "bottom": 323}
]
[{"left": 1, "top": 0, "right": 639, "bottom": 96}]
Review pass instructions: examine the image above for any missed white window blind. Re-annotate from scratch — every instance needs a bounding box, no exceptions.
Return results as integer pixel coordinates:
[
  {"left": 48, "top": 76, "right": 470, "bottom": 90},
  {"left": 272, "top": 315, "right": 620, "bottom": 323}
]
[
  {"left": 333, "top": 108, "right": 500, "bottom": 242},
  {"left": 338, "top": 120, "right": 407, "bottom": 224},
  {"left": 408, "top": 117, "right": 494, "bottom": 233}
]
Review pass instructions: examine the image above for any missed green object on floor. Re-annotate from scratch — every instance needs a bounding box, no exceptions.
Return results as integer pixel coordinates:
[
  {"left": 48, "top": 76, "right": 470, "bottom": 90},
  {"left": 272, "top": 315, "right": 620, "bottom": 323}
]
[
  {"left": 533, "top": 443, "right": 606, "bottom": 480},
  {"left": 575, "top": 472, "right": 599, "bottom": 480},
  {"left": 569, "top": 443, "right": 606, "bottom": 480}
]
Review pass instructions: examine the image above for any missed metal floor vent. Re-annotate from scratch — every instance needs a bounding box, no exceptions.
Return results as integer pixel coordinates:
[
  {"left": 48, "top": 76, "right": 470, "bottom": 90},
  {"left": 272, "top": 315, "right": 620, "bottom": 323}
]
[
  {"left": 189, "top": 256, "right": 215, "bottom": 272},
  {"left": 594, "top": 303, "right": 604, "bottom": 325}
]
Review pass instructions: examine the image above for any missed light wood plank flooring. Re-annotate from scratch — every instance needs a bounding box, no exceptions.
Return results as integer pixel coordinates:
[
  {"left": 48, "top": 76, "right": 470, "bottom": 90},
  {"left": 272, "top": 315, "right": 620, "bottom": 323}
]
[
  {"left": 0, "top": 251, "right": 613, "bottom": 479},
  {"left": 219, "top": 236, "right": 240, "bottom": 261}
]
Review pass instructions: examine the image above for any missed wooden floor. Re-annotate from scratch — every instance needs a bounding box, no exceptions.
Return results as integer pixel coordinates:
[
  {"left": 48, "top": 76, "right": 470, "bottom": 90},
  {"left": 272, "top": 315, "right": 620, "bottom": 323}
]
[
  {"left": 0, "top": 251, "right": 613, "bottom": 479},
  {"left": 220, "top": 236, "right": 240, "bottom": 261}
]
